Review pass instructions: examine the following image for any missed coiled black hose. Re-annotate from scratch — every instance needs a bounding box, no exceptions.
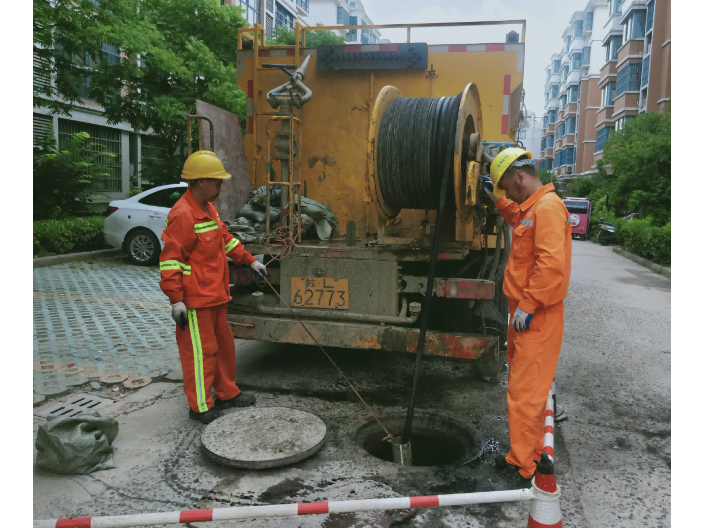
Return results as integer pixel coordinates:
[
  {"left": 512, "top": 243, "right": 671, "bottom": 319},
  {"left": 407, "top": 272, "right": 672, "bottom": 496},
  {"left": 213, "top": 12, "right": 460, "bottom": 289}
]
[{"left": 377, "top": 94, "right": 462, "bottom": 211}]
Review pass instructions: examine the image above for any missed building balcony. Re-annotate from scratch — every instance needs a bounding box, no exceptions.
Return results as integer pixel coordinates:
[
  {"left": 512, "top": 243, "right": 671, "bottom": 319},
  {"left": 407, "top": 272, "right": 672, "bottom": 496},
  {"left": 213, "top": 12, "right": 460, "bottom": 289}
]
[
  {"left": 563, "top": 133, "right": 576, "bottom": 144},
  {"left": 568, "top": 36, "right": 586, "bottom": 53},
  {"left": 596, "top": 105, "right": 614, "bottom": 124},
  {"left": 617, "top": 39, "right": 644, "bottom": 64},
  {"left": 546, "top": 123, "right": 555, "bottom": 133},
  {"left": 546, "top": 99, "right": 559, "bottom": 110},
  {"left": 567, "top": 69, "right": 582, "bottom": 86},
  {"left": 594, "top": 150, "right": 604, "bottom": 162},
  {"left": 599, "top": 61, "right": 618, "bottom": 85},
  {"left": 613, "top": 92, "right": 640, "bottom": 116},
  {"left": 294, "top": 0, "right": 309, "bottom": 16},
  {"left": 565, "top": 102, "right": 578, "bottom": 115}
]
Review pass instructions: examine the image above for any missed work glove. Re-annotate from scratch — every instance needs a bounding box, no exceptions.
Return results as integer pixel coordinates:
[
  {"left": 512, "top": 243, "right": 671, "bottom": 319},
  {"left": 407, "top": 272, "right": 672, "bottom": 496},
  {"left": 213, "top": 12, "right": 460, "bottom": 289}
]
[
  {"left": 171, "top": 301, "right": 188, "bottom": 330},
  {"left": 512, "top": 308, "right": 533, "bottom": 332},
  {"left": 251, "top": 261, "right": 267, "bottom": 279},
  {"left": 482, "top": 176, "right": 499, "bottom": 204}
]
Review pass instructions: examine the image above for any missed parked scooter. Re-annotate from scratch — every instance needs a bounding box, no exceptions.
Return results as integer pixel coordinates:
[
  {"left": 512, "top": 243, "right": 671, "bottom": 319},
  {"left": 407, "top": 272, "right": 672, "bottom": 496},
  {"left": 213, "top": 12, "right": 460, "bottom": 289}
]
[
  {"left": 597, "top": 218, "right": 617, "bottom": 245},
  {"left": 597, "top": 213, "right": 638, "bottom": 246}
]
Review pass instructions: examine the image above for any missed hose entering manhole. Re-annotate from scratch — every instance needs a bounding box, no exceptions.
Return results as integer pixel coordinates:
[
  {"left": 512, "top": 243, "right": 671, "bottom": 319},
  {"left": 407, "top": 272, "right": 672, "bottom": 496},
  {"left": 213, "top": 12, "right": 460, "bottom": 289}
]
[{"left": 378, "top": 92, "right": 464, "bottom": 464}]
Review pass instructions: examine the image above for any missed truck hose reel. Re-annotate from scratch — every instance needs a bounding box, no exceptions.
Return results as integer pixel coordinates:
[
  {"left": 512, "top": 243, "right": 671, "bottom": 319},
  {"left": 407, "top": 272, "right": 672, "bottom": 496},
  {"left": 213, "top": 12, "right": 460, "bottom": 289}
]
[{"left": 368, "top": 83, "right": 484, "bottom": 221}]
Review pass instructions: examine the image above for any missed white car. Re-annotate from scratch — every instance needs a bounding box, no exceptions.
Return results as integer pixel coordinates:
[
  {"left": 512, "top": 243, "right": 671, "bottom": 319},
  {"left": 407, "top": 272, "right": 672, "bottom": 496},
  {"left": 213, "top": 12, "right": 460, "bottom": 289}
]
[{"left": 104, "top": 183, "right": 188, "bottom": 266}]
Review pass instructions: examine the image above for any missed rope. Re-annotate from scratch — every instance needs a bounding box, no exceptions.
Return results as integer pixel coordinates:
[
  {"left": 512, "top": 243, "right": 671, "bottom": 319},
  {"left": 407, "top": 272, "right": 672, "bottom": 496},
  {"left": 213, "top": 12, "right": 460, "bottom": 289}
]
[{"left": 260, "top": 274, "right": 395, "bottom": 442}]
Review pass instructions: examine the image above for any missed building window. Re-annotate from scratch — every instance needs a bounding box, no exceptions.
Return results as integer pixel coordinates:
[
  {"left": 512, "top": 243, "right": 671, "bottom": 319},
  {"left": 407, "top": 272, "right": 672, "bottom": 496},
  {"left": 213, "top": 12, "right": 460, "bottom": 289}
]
[
  {"left": 266, "top": 0, "right": 273, "bottom": 11},
  {"left": 569, "top": 84, "right": 580, "bottom": 103},
  {"left": 562, "top": 65, "right": 568, "bottom": 81},
  {"left": 609, "top": 0, "right": 622, "bottom": 17},
  {"left": 615, "top": 115, "right": 634, "bottom": 131},
  {"left": 624, "top": 11, "right": 646, "bottom": 41},
  {"left": 595, "top": 127, "right": 613, "bottom": 153},
  {"left": 548, "top": 109, "right": 557, "bottom": 124},
  {"left": 296, "top": 0, "right": 308, "bottom": 13},
  {"left": 558, "top": 123, "right": 565, "bottom": 139},
  {"left": 583, "top": 46, "right": 591, "bottom": 66},
  {"left": 571, "top": 52, "right": 582, "bottom": 70},
  {"left": 140, "top": 136, "right": 169, "bottom": 184},
  {"left": 601, "top": 82, "right": 616, "bottom": 107},
  {"left": 604, "top": 36, "right": 622, "bottom": 62},
  {"left": 566, "top": 117, "right": 576, "bottom": 134},
  {"left": 545, "top": 92, "right": 549, "bottom": 104},
  {"left": 337, "top": 5, "right": 350, "bottom": 25},
  {"left": 275, "top": 2, "right": 294, "bottom": 29},
  {"left": 646, "top": 1, "right": 654, "bottom": 32},
  {"left": 574, "top": 20, "right": 584, "bottom": 38},
  {"left": 518, "top": 130, "right": 527, "bottom": 140},
  {"left": 58, "top": 120, "right": 123, "bottom": 192},
  {"left": 347, "top": 15, "right": 357, "bottom": 41},
  {"left": 616, "top": 62, "right": 642, "bottom": 96},
  {"left": 543, "top": 115, "right": 548, "bottom": 128},
  {"left": 560, "top": 95, "right": 567, "bottom": 110},
  {"left": 33, "top": 50, "right": 51, "bottom": 92},
  {"left": 265, "top": 13, "right": 274, "bottom": 40},
  {"left": 541, "top": 137, "right": 547, "bottom": 151},
  {"left": 641, "top": 55, "right": 650, "bottom": 87},
  {"left": 238, "top": 0, "right": 260, "bottom": 26},
  {"left": 540, "top": 159, "right": 553, "bottom": 170},
  {"left": 586, "top": 12, "right": 594, "bottom": 31},
  {"left": 565, "top": 35, "right": 572, "bottom": 50},
  {"left": 550, "top": 85, "right": 559, "bottom": 98},
  {"left": 546, "top": 135, "right": 555, "bottom": 148},
  {"left": 546, "top": 68, "right": 552, "bottom": 80},
  {"left": 553, "top": 59, "right": 561, "bottom": 72},
  {"left": 33, "top": 113, "right": 53, "bottom": 146}
]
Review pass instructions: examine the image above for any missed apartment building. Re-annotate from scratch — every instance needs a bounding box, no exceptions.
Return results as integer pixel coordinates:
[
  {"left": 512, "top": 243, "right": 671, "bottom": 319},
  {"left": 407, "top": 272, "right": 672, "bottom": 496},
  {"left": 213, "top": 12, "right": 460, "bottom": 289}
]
[
  {"left": 229, "top": 0, "right": 382, "bottom": 44},
  {"left": 539, "top": 0, "right": 670, "bottom": 186}
]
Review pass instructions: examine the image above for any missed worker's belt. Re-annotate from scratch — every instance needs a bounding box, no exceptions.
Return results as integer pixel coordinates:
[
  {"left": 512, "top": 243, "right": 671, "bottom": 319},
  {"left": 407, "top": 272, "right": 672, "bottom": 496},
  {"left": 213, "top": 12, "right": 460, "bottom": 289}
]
[
  {"left": 225, "top": 238, "right": 240, "bottom": 253},
  {"left": 194, "top": 221, "right": 219, "bottom": 233},
  {"left": 159, "top": 260, "right": 192, "bottom": 275}
]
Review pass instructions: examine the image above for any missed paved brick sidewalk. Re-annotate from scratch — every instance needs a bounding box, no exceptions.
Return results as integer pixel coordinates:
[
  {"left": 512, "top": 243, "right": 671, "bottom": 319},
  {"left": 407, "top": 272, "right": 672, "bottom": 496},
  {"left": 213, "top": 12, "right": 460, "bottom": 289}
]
[{"left": 33, "top": 259, "right": 181, "bottom": 402}]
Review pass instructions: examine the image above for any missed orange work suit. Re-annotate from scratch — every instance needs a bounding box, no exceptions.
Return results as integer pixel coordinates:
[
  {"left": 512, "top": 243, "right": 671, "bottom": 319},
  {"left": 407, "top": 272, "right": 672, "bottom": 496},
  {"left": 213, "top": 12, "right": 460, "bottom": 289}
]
[
  {"left": 495, "top": 183, "right": 572, "bottom": 478},
  {"left": 159, "top": 188, "right": 257, "bottom": 412}
]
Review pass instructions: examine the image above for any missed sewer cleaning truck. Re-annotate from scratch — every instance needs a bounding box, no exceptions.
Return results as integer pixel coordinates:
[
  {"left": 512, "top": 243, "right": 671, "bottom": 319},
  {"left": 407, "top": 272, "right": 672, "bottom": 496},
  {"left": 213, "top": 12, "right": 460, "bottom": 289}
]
[{"left": 226, "top": 20, "right": 527, "bottom": 378}]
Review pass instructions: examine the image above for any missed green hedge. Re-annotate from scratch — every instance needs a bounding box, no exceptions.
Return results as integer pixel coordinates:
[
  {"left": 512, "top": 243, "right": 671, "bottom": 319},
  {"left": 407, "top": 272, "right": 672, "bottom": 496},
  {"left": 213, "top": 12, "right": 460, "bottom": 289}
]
[
  {"left": 614, "top": 218, "right": 671, "bottom": 266},
  {"left": 33, "top": 216, "right": 108, "bottom": 258}
]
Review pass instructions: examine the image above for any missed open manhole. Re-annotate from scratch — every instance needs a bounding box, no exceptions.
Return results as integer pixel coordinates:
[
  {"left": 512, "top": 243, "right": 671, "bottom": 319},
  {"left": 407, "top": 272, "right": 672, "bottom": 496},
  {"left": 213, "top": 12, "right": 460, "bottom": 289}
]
[{"left": 355, "top": 414, "right": 480, "bottom": 467}]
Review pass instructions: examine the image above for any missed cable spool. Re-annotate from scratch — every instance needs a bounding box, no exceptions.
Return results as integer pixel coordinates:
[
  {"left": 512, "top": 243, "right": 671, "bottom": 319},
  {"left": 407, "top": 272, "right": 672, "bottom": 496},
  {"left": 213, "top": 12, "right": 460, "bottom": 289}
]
[{"left": 368, "top": 83, "right": 483, "bottom": 221}]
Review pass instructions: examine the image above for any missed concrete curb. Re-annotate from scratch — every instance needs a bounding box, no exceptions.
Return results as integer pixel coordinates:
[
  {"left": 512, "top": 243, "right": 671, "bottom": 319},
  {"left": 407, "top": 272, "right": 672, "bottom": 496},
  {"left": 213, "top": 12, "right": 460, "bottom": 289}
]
[
  {"left": 612, "top": 247, "right": 671, "bottom": 278},
  {"left": 33, "top": 248, "right": 122, "bottom": 269}
]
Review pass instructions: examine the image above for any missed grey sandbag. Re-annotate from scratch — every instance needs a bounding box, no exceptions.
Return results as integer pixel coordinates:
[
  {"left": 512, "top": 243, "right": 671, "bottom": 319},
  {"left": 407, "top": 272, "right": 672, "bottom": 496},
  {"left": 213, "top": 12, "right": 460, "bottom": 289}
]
[
  {"left": 236, "top": 203, "right": 280, "bottom": 224},
  {"left": 247, "top": 185, "right": 282, "bottom": 205},
  {"left": 35, "top": 411, "right": 119, "bottom": 474}
]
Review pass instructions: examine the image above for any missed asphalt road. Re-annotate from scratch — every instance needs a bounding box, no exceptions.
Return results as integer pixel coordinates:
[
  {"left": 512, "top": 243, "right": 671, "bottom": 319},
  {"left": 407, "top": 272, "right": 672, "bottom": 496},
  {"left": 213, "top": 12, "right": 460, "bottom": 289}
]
[{"left": 32, "top": 242, "right": 670, "bottom": 527}]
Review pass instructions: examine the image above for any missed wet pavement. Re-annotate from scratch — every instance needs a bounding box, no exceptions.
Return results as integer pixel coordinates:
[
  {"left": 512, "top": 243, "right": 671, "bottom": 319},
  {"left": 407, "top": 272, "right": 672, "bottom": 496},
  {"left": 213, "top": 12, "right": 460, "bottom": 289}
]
[{"left": 32, "top": 242, "right": 670, "bottom": 527}]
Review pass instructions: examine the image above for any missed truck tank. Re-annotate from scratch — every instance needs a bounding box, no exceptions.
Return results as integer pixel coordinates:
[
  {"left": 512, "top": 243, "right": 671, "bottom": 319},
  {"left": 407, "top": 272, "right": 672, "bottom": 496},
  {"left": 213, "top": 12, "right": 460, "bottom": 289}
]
[{"left": 227, "top": 20, "right": 526, "bottom": 377}]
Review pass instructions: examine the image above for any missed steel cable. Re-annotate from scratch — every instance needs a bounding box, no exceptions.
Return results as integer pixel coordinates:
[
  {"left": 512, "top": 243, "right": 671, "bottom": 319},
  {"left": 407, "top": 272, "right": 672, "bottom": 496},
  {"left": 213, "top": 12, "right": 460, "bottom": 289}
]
[{"left": 377, "top": 94, "right": 461, "bottom": 211}]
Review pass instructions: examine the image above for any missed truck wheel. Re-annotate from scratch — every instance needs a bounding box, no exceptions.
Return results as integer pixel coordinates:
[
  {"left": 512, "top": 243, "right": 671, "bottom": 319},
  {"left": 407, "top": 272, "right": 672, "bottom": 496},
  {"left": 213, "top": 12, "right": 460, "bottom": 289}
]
[
  {"left": 581, "top": 234, "right": 587, "bottom": 241},
  {"left": 126, "top": 229, "right": 160, "bottom": 266}
]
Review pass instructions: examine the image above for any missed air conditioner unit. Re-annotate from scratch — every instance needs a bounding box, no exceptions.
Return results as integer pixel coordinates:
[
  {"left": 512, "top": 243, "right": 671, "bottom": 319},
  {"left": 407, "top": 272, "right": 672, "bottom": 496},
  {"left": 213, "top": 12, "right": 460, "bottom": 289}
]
[{"left": 566, "top": 166, "right": 573, "bottom": 174}]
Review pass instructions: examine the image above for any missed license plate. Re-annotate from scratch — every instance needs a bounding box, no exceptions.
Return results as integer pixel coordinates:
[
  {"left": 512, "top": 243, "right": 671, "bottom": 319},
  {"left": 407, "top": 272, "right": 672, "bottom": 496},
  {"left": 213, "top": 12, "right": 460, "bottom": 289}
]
[{"left": 291, "top": 277, "right": 349, "bottom": 310}]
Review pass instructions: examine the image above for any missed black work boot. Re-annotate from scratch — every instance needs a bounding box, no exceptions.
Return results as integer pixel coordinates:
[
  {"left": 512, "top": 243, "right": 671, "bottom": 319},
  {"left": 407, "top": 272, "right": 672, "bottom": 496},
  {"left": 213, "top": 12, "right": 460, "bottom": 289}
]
[
  {"left": 495, "top": 454, "right": 508, "bottom": 470},
  {"left": 215, "top": 392, "right": 256, "bottom": 409},
  {"left": 189, "top": 407, "right": 224, "bottom": 424}
]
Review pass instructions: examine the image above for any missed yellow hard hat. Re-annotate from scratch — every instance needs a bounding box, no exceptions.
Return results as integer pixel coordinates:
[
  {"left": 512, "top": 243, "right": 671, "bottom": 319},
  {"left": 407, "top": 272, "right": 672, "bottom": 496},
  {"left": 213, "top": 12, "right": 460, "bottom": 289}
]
[
  {"left": 489, "top": 148, "right": 534, "bottom": 198},
  {"left": 181, "top": 150, "right": 231, "bottom": 180}
]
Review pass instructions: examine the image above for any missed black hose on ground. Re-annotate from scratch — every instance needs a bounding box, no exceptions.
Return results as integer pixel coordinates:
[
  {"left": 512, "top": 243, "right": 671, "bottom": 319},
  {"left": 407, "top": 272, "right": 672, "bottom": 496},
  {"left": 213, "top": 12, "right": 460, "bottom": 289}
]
[{"left": 402, "top": 93, "right": 462, "bottom": 443}]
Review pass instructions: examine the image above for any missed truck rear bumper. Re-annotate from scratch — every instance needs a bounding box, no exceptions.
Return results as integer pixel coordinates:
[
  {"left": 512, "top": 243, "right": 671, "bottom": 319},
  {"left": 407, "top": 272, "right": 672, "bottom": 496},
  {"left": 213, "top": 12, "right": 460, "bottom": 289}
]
[{"left": 228, "top": 314, "right": 498, "bottom": 360}]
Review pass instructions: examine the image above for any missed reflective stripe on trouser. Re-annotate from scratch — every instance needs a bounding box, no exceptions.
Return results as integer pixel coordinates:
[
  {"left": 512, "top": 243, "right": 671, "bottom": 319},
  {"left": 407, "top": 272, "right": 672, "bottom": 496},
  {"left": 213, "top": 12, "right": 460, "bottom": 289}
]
[
  {"left": 175, "top": 303, "right": 241, "bottom": 413},
  {"left": 505, "top": 300, "right": 564, "bottom": 478}
]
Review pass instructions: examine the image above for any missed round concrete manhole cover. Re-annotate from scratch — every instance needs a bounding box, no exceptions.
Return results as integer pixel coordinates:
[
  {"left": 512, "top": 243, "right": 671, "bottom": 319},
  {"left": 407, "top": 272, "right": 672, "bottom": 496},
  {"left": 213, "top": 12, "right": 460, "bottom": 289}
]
[{"left": 201, "top": 407, "right": 327, "bottom": 469}]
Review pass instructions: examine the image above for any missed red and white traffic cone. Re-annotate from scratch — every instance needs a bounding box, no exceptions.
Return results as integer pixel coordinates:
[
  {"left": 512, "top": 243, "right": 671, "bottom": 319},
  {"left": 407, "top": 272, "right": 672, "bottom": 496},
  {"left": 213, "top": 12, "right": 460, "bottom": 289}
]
[
  {"left": 552, "top": 379, "right": 568, "bottom": 423},
  {"left": 526, "top": 452, "right": 562, "bottom": 527}
]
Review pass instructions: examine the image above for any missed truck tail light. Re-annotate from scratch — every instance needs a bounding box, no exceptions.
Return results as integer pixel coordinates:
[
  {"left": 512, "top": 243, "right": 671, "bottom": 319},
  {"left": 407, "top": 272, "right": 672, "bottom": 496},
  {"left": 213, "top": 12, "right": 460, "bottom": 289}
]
[
  {"left": 230, "top": 267, "right": 251, "bottom": 285},
  {"left": 104, "top": 206, "right": 118, "bottom": 218},
  {"left": 436, "top": 279, "right": 495, "bottom": 300}
]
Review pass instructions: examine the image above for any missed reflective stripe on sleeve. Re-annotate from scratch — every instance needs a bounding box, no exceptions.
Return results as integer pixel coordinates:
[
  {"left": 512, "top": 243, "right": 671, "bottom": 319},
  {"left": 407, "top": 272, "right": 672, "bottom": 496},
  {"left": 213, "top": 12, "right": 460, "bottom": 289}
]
[
  {"left": 225, "top": 237, "right": 240, "bottom": 253},
  {"left": 520, "top": 219, "right": 534, "bottom": 227},
  {"left": 187, "top": 308, "right": 209, "bottom": 413},
  {"left": 194, "top": 221, "right": 219, "bottom": 233},
  {"left": 160, "top": 260, "right": 192, "bottom": 275}
]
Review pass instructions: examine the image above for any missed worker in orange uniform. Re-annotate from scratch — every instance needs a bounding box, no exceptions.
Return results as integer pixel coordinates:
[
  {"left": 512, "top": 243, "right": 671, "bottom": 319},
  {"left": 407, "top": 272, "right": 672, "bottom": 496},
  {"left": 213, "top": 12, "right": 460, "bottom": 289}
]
[
  {"left": 482, "top": 148, "right": 572, "bottom": 488},
  {"left": 159, "top": 150, "right": 267, "bottom": 424}
]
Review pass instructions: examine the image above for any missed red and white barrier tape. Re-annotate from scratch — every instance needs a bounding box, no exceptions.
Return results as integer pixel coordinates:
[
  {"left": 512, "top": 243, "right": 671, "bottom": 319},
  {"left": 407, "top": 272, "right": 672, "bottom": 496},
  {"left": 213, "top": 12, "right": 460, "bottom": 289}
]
[
  {"left": 34, "top": 489, "right": 533, "bottom": 527},
  {"left": 543, "top": 388, "right": 555, "bottom": 461}
]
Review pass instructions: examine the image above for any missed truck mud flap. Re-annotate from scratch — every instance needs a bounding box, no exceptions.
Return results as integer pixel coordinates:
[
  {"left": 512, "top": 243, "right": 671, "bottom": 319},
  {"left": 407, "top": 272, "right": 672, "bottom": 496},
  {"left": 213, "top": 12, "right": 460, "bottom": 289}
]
[{"left": 228, "top": 314, "right": 498, "bottom": 360}]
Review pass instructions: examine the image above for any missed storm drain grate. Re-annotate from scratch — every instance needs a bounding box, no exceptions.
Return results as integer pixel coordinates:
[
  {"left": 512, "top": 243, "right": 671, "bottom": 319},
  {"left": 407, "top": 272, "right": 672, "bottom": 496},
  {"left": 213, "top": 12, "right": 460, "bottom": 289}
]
[{"left": 33, "top": 393, "right": 114, "bottom": 418}]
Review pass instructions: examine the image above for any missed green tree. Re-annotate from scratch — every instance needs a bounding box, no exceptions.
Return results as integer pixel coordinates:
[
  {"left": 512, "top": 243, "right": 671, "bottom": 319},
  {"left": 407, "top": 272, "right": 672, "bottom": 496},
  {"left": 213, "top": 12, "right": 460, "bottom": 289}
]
[
  {"left": 33, "top": 132, "right": 113, "bottom": 219},
  {"left": 33, "top": 0, "right": 248, "bottom": 186},
  {"left": 537, "top": 168, "right": 554, "bottom": 186},
  {"left": 602, "top": 111, "right": 671, "bottom": 226},
  {"left": 269, "top": 24, "right": 348, "bottom": 46}
]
